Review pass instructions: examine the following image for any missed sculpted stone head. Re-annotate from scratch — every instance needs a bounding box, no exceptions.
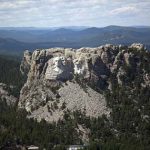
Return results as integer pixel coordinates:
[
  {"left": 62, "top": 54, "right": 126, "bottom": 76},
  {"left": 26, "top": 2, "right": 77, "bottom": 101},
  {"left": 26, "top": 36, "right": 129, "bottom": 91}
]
[
  {"left": 45, "top": 55, "right": 74, "bottom": 80},
  {"left": 53, "top": 56, "right": 67, "bottom": 72}
]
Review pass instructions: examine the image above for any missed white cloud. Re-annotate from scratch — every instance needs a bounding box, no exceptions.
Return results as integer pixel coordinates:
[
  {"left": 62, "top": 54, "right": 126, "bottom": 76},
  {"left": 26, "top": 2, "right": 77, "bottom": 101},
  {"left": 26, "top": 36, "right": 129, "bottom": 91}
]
[
  {"left": 109, "top": 6, "right": 138, "bottom": 15},
  {"left": 0, "top": 0, "right": 36, "bottom": 10},
  {"left": 0, "top": 0, "right": 149, "bottom": 27}
]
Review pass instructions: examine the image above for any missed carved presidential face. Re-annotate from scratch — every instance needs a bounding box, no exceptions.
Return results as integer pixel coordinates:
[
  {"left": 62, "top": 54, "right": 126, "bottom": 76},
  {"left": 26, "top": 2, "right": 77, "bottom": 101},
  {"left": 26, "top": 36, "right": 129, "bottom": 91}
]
[
  {"left": 53, "top": 56, "right": 66, "bottom": 68},
  {"left": 60, "top": 56, "right": 66, "bottom": 65},
  {"left": 53, "top": 57, "right": 59, "bottom": 68}
]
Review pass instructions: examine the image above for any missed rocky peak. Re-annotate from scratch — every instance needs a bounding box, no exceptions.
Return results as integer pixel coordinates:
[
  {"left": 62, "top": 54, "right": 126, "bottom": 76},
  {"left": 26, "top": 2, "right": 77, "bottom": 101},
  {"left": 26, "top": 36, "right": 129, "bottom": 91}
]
[
  {"left": 19, "top": 43, "right": 149, "bottom": 122},
  {"left": 129, "top": 43, "right": 145, "bottom": 50},
  {"left": 20, "top": 50, "right": 32, "bottom": 75}
]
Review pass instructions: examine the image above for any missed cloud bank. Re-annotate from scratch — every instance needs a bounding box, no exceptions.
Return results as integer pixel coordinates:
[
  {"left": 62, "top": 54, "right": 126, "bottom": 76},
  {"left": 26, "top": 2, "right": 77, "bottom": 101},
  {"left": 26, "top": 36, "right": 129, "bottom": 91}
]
[{"left": 0, "top": 0, "right": 149, "bottom": 27}]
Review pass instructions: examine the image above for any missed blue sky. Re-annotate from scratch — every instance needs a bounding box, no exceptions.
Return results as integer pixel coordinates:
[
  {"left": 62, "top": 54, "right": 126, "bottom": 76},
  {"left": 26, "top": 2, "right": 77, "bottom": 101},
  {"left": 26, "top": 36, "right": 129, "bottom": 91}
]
[{"left": 0, "top": 0, "right": 149, "bottom": 27}]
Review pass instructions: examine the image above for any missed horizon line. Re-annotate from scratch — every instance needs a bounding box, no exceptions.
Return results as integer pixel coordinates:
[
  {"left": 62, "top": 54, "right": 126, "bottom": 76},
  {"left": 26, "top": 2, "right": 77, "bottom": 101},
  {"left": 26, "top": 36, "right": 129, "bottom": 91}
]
[{"left": 0, "top": 25, "right": 150, "bottom": 28}]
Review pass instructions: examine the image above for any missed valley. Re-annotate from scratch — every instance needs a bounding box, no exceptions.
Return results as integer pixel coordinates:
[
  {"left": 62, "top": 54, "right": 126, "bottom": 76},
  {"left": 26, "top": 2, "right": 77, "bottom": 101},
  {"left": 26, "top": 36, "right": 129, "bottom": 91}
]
[{"left": 0, "top": 26, "right": 150, "bottom": 56}]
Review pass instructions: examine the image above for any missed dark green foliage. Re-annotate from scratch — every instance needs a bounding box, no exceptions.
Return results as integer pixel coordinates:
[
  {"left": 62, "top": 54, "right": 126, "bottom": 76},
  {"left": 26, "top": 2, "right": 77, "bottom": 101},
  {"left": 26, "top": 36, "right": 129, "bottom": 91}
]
[
  {"left": 102, "top": 49, "right": 150, "bottom": 150},
  {"left": 0, "top": 55, "right": 26, "bottom": 97},
  {"left": 74, "top": 74, "right": 88, "bottom": 93},
  {"left": 0, "top": 100, "right": 82, "bottom": 149},
  {"left": 76, "top": 49, "right": 150, "bottom": 149},
  {"left": 0, "top": 49, "right": 150, "bottom": 149},
  {"left": 61, "top": 102, "right": 66, "bottom": 110}
]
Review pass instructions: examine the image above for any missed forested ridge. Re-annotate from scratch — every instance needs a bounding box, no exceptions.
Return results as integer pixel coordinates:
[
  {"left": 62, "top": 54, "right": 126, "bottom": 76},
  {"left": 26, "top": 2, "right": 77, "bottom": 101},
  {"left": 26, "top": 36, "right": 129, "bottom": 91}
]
[
  {"left": 0, "top": 49, "right": 150, "bottom": 150},
  {"left": 0, "top": 55, "right": 26, "bottom": 97}
]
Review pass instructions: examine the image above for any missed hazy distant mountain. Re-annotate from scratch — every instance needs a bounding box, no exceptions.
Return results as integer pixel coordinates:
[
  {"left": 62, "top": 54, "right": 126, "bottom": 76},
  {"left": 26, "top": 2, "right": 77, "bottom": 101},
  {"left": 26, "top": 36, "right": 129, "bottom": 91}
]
[
  {"left": 0, "top": 26, "right": 89, "bottom": 31},
  {"left": 131, "top": 26, "right": 150, "bottom": 28},
  {"left": 0, "top": 25, "right": 150, "bottom": 55}
]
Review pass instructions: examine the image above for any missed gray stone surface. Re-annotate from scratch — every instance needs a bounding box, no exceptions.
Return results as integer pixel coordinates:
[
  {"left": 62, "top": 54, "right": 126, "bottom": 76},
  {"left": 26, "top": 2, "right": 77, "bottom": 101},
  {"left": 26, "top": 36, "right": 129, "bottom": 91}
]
[{"left": 19, "top": 43, "right": 149, "bottom": 122}]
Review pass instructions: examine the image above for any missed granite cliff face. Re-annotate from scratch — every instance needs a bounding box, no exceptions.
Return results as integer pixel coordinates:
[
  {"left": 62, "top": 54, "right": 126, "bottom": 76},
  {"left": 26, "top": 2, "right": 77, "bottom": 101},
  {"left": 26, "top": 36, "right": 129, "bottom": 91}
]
[
  {"left": 19, "top": 43, "right": 149, "bottom": 122},
  {"left": 20, "top": 50, "right": 32, "bottom": 75}
]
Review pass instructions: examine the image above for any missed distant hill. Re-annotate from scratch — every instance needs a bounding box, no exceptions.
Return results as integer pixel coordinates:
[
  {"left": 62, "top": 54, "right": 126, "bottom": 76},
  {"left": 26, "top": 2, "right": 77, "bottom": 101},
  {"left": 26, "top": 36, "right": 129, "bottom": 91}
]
[{"left": 0, "top": 25, "right": 150, "bottom": 55}]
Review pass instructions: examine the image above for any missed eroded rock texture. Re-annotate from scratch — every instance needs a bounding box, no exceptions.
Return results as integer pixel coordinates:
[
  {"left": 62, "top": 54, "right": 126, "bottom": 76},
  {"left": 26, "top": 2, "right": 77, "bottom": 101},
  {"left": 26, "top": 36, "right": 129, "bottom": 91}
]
[
  {"left": 0, "top": 83, "right": 17, "bottom": 106},
  {"left": 19, "top": 43, "right": 149, "bottom": 122}
]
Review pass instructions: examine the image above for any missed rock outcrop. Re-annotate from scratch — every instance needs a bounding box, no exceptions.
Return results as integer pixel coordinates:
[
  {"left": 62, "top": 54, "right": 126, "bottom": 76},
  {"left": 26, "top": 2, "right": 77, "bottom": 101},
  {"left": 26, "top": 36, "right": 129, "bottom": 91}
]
[
  {"left": 0, "top": 83, "right": 17, "bottom": 106},
  {"left": 20, "top": 50, "right": 32, "bottom": 75},
  {"left": 19, "top": 43, "right": 149, "bottom": 122}
]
